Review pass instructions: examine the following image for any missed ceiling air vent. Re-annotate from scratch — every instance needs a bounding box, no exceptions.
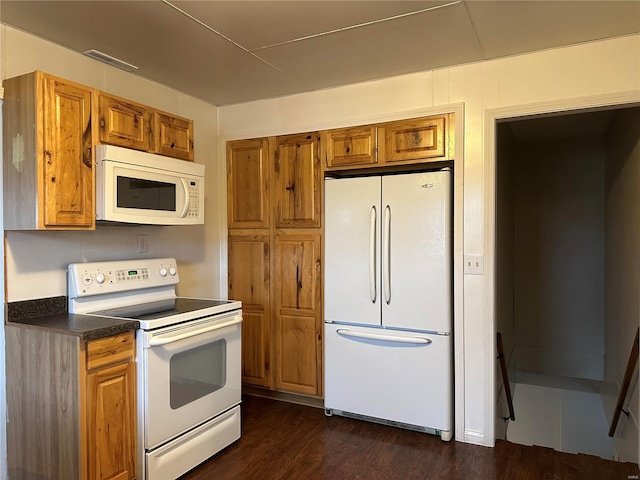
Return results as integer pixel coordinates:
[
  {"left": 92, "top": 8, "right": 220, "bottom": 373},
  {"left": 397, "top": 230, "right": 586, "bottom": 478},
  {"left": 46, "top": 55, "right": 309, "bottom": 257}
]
[{"left": 83, "top": 49, "right": 139, "bottom": 72}]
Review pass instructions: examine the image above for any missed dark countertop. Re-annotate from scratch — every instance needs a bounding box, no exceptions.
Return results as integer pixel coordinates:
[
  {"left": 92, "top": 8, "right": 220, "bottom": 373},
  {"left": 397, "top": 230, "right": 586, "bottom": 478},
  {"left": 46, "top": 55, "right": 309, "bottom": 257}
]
[{"left": 6, "top": 296, "right": 139, "bottom": 341}]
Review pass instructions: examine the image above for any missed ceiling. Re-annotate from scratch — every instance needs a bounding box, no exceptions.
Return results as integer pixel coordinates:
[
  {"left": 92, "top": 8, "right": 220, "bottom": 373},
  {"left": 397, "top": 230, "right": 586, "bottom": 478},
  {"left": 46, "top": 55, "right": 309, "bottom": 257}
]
[{"left": 1, "top": 1, "right": 639, "bottom": 106}]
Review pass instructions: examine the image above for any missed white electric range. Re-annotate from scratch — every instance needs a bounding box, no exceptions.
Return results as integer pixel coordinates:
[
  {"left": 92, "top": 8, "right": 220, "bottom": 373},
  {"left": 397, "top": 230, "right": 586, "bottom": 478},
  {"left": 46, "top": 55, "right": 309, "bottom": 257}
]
[{"left": 68, "top": 258, "right": 242, "bottom": 480}]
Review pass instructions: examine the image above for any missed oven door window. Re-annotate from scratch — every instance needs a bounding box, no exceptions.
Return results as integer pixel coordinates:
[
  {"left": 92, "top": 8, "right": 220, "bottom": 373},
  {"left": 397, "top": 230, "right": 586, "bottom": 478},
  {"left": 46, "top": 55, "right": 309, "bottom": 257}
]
[{"left": 170, "top": 339, "right": 226, "bottom": 409}]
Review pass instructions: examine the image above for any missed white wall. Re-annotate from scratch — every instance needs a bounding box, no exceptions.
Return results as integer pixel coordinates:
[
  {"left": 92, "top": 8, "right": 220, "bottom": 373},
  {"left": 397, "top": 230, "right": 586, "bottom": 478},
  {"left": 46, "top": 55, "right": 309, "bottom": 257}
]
[
  {"left": 602, "top": 107, "right": 640, "bottom": 462},
  {"left": 219, "top": 34, "right": 640, "bottom": 446},
  {"left": 512, "top": 135, "right": 606, "bottom": 380},
  {"left": 0, "top": 25, "right": 223, "bottom": 301}
]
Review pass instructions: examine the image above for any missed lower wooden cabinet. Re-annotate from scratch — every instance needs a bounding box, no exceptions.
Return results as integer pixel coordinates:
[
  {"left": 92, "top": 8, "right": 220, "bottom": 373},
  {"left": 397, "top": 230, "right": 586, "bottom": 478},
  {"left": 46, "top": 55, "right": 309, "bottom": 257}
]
[
  {"left": 228, "top": 233, "right": 271, "bottom": 388},
  {"left": 6, "top": 326, "right": 137, "bottom": 480},
  {"left": 228, "top": 230, "right": 322, "bottom": 397},
  {"left": 86, "top": 333, "right": 137, "bottom": 480},
  {"left": 273, "top": 233, "right": 322, "bottom": 395}
]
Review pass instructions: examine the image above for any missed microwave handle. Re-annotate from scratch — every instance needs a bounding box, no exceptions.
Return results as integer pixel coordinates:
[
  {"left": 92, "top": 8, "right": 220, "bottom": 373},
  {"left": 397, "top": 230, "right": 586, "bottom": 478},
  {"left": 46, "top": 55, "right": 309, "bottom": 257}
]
[{"left": 179, "top": 178, "right": 190, "bottom": 218}]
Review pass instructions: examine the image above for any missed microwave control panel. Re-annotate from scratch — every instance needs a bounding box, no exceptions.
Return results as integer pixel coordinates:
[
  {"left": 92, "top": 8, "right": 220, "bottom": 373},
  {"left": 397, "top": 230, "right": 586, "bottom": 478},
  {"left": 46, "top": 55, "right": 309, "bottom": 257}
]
[{"left": 188, "top": 181, "right": 200, "bottom": 217}]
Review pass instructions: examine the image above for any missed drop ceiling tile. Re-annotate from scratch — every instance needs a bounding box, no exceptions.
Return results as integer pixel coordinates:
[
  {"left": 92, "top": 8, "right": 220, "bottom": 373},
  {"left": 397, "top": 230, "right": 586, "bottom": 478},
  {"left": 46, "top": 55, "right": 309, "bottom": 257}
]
[
  {"left": 171, "top": 1, "right": 451, "bottom": 50},
  {"left": 2, "top": 0, "right": 639, "bottom": 106},
  {"left": 1, "top": 0, "right": 308, "bottom": 105},
  {"left": 256, "top": 2, "right": 484, "bottom": 90},
  {"left": 466, "top": 0, "right": 640, "bottom": 59}
]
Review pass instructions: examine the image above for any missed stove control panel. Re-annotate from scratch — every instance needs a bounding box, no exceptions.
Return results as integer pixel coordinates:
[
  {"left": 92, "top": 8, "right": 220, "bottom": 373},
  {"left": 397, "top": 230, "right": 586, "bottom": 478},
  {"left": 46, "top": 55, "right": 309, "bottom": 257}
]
[{"left": 68, "top": 258, "right": 179, "bottom": 298}]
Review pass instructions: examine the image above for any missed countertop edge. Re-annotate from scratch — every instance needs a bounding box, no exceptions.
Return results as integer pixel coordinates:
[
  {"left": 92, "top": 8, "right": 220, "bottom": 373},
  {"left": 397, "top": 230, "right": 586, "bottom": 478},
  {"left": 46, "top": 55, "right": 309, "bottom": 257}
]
[{"left": 6, "top": 297, "right": 139, "bottom": 341}]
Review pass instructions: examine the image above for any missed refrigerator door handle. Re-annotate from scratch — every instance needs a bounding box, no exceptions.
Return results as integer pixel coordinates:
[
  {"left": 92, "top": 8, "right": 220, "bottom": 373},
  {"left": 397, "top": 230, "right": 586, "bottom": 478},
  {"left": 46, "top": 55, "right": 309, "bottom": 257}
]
[
  {"left": 369, "top": 206, "right": 377, "bottom": 303},
  {"left": 336, "top": 328, "right": 432, "bottom": 345},
  {"left": 383, "top": 205, "right": 391, "bottom": 304}
]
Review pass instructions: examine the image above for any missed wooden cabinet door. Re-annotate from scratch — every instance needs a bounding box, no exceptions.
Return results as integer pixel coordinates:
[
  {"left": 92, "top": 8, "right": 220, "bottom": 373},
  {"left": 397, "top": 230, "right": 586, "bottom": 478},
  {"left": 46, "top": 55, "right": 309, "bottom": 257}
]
[
  {"left": 42, "top": 75, "right": 94, "bottom": 228},
  {"left": 228, "top": 234, "right": 271, "bottom": 387},
  {"left": 274, "top": 233, "right": 322, "bottom": 395},
  {"left": 86, "top": 361, "right": 136, "bottom": 480},
  {"left": 323, "top": 126, "right": 377, "bottom": 169},
  {"left": 154, "top": 112, "right": 194, "bottom": 161},
  {"left": 227, "top": 139, "right": 270, "bottom": 229},
  {"left": 98, "top": 93, "right": 151, "bottom": 151},
  {"left": 378, "top": 115, "right": 446, "bottom": 163},
  {"left": 274, "top": 133, "right": 321, "bottom": 228}
]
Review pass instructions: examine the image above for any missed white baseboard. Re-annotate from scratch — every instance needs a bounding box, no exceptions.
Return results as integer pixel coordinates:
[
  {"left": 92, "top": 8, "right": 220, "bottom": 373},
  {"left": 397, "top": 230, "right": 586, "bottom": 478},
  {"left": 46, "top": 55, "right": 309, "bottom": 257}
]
[{"left": 464, "top": 429, "right": 490, "bottom": 446}]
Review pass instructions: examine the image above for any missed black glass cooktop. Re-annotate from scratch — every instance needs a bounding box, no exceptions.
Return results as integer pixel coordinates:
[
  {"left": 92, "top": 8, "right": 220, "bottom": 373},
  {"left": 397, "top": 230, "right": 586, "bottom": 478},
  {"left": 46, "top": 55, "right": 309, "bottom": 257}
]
[{"left": 89, "top": 298, "right": 235, "bottom": 320}]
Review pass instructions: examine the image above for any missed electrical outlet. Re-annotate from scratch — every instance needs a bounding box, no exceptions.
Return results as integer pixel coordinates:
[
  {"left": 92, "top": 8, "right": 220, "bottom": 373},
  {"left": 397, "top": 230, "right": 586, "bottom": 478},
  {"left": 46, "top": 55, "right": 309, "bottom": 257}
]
[
  {"left": 464, "top": 254, "right": 484, "bottom": 275},
  {"left": 137, "top": 234, "right": 148, "bottom": 253}
]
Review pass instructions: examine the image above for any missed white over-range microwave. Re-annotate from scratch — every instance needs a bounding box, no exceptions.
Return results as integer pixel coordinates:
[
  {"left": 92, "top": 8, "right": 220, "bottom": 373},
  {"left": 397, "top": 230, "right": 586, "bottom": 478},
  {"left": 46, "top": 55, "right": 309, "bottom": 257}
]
[{"left": 96, "top": 145, "right": 205, "bottom": 225}]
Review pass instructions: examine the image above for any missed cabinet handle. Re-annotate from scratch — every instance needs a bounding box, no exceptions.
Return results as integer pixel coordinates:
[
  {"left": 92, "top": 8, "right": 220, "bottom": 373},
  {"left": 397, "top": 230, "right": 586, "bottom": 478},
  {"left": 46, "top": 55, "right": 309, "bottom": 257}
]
[
  {"left": 83, "top": 146, "right": 92, "bottom": 169},
  {"left": 296, "top": 264, "right": 302, "bottom": 309},
  {"left": 285, "top": 184, "right": 295, "bottom": 191}
]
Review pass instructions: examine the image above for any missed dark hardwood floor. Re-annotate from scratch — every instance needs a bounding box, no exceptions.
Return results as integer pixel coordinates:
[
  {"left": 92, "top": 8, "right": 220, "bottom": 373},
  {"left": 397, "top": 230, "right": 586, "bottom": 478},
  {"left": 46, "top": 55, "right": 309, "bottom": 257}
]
[{"left": 181, "top": 395, "right": 639, "bottom": 480}]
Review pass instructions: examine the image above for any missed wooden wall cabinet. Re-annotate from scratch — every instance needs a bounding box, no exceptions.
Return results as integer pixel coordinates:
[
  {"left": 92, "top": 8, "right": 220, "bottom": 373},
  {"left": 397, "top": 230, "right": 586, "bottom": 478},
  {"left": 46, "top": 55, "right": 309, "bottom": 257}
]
[
  {"left": 3, "top": 70, "right": 95, "bottom": 230},
  {"left": 98, "top": 92, "right": 152, "bottom": 151},
  {"left": 98, "top": 92, "right": 194, "bottom": 161},
  {"left": 3, "top": 70, "right": 198, "bottom": 230},
  {"left": 323, "top": 113, "right": 454, "bottom": 171},
  {"left": 378, "top": 115, "right": 447, "bottom": 164},
  {"left": 6, "top": 328, "right": 137, "bottom": 480},
  {"left": 227, "top": 134, "right": 323, "bottom": 398},
  {"left": 322, "top": 126, "right": 377, "bottom": 169},
  {"left": 154, "top": 111, "right": 194, "bottom": 161}
]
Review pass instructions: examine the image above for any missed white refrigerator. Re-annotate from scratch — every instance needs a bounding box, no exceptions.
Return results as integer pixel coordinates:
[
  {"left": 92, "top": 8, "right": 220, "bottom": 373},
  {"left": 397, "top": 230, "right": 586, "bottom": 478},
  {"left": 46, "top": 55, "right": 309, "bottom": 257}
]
[{"left": 324, "top": 169, "right": 453, "bottom": 440}]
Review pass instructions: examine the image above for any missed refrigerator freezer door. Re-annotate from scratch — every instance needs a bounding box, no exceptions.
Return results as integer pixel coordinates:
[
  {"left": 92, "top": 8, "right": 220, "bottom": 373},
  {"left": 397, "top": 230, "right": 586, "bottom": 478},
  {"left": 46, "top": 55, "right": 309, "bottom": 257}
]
[
  {"left": 325, "top": 176, "right": 382, "bottom": 326},
  {"left": 381, "top": 171, "right": 452, "bottom": 332},
  {"left": 324, "top": 323, "right": 452, "bottom": 432}
]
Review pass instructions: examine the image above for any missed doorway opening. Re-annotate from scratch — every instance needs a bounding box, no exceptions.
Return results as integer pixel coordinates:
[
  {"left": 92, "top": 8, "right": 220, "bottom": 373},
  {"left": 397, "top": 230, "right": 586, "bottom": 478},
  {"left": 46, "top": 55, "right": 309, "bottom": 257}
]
[{"left": 494, "top": 105, "right": 640, "bottom": 462}]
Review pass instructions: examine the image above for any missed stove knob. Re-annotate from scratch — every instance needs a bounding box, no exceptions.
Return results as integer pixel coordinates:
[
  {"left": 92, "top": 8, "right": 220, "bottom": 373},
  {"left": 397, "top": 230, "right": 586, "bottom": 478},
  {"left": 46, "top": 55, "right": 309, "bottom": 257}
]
[
  {"left": 159, "top": 267, "right": 168, "bottom": 277},
  {"left": 95, "top": 273, "right": 105, "bottom": 284},
  {"left": 169, "top": 266, "right": 177, "bottom": 276}
]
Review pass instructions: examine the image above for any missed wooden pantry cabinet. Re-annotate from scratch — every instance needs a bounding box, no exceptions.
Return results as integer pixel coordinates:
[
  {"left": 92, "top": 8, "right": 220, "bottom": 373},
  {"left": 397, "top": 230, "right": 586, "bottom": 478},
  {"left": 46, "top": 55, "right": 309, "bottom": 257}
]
[
  {"left": 226, "top": 138, "right": 270, "bottom": 229},
  {"left": 273, "top": 232, "right": 322, "bottom": 395},
  {"left": 322, "top": 113, "right": 455, "bottom": 171},
  {"left": 6, "top": 328, "right": 137, "bottom": 480},
  {"left": 227, "top": 134, "right": 323, "bottom": 397}
]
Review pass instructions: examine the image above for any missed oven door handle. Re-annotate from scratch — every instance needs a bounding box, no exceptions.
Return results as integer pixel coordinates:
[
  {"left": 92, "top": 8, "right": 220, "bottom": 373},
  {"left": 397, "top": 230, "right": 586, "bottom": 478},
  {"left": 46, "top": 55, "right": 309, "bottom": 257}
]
[{"left": 148, "top": 317, "right": 242, "bottom": 347}]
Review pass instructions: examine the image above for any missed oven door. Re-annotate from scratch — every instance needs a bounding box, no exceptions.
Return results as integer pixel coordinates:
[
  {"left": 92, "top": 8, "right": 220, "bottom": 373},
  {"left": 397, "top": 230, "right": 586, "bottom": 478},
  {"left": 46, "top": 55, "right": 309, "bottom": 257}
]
[{"left": 142, "top": 310, "right": 241, "bottom": 449}]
